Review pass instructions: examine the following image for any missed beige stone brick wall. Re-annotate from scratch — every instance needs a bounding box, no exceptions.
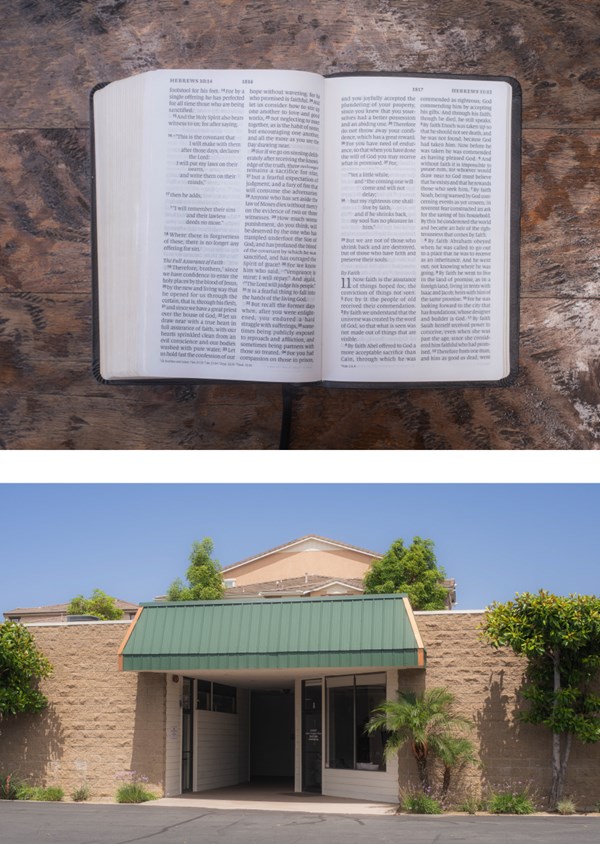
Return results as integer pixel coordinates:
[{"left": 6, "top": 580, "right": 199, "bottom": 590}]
[
  {"left": 1, "top": 612, "right": 598, "bottom": 808},
  {"left": 0, "top": 622, "right": 166, "bottom": 799},
  {"left": 398, "top": 611, "right": 599, "bottom": 809}
]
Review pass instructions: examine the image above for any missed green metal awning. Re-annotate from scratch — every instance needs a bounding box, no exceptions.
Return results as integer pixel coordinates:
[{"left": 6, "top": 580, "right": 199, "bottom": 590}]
[{"left": 119, "top": 594, "right": 425, "bottom": 672}]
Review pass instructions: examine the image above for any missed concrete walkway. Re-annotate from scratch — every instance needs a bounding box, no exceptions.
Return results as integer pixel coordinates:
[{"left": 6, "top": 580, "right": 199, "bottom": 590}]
[{"left": 149, "top": 780, "right": 397, "bottom": 815}]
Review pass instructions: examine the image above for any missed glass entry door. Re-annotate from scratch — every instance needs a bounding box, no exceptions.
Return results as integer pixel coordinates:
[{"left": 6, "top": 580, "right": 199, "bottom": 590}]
[
  {"left": 181, "top": 677, "right": 194, "bottom": 792},
  {"left": 302, "top": 680, "right": 322, "bottom": 793}
]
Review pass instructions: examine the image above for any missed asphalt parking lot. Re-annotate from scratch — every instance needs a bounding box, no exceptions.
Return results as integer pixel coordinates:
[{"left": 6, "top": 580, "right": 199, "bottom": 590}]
[{"left": 1, "top": 803, "right": 600, "bottom": 844}]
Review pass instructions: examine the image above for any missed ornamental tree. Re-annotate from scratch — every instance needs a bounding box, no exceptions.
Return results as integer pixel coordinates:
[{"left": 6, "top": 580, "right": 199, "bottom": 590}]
[
  {"left": 67, "top": 588, "right": 124, "bottom": 620},
  {"left": 366, "top": 687, "right": 475, "bottom": 792},
  {"left": 166, "top": 538, "right": 225, "bottom": 601},
  {"left": 0, "top": 621, "right": 52, "bottom": 718},
  {"left": 481, "top": 590, "right": 600, "bottom": 806},
  {"left": 363, "top": 536, "right": 448, "bottom": 610}
]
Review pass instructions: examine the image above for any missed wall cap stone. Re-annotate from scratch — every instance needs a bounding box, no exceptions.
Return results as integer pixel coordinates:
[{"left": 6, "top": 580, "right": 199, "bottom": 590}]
[
  {"left": 23, "top": 620, "right": 132, "bottom": 627},
  {"left": 414, "top": 609, "right": 486, "bottom": 615}
]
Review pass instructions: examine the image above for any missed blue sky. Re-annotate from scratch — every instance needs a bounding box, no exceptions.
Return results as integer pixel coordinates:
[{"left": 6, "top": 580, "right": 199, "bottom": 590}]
[{"left": 1, "top": 483, "right": 598, "bottom": 613}]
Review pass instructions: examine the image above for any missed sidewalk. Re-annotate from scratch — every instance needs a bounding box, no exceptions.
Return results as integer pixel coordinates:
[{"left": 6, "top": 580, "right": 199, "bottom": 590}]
[{"left": 148, "top": 781, "right": 397, "bottom": 815}]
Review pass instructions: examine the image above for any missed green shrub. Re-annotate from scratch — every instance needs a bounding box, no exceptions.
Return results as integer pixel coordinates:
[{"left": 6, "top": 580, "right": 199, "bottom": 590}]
[
  {"left": 456, "top": 794, "right": 481, "bottom": 814},
  {"left": 116, "top": 783, "right": 157, "bottom": 804},
  {"left": 488, "top": 789, "right": 534, "bottom": 815},
  {"left": 556, "top": 798, "right": 576, "bottom": 815},
  {"left": 0, "top": 774, "right": 23, "bottom": 800},
  {"left": 115, "top": 771, "right": 158, "bottom": 804},
  {"left": 17, "top": 785, "right": 64, "bottom": 801},
  {"left": 40, "top": 786, "right": 64, "bottom": 802},
  {"left": 72, "top": 783, "right": 91, "bottom": 802},
  {"left": 0, "top": 777, "right": 63, "bottom": 802},
  {"left": 401, "top": 791, "right": 443, "bottom": 814}
]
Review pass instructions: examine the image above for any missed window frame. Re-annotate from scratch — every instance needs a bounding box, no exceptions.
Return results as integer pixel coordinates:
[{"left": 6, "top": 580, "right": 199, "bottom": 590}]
[
  {"left": 325, "top": 672, "right": 387, "bottom": 772},
  {"left": 196, "top": 679, "right": 237, "bottom": 714}
]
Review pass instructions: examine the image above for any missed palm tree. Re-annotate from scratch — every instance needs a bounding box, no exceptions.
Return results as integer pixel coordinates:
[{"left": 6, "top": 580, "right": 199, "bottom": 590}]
[
  {"left": 366, "top": 687, "right": 474, "bottom": 792},
  {"left": 436, "top": 735, "right": 478, "bottom": 797}
]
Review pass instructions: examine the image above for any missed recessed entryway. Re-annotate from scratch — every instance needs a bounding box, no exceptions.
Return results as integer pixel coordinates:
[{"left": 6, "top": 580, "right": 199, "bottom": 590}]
[
  {"left": 151, "top": 780, "right": 396, "bottom": 815},
  {"left": 250, "top": 689, "right": 295, "bottom": 780}
]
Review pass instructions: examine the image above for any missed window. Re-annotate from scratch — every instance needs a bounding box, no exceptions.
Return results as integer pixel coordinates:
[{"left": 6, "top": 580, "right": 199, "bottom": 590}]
[
  {"left": 196, "top": 680, "right": 237, "bottom": 714},
  {"left": 196, "top": 679, "right": 211, "bottom": 710},
  {"left": 327, "top": 674, "right": 386, "bottom": 771},
  {"left": 212, "top": 683, "right": 237, "bottom": 714}
]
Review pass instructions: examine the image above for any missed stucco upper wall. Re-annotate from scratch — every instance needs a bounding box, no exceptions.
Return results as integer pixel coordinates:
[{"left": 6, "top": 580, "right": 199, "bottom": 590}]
[{"left": 228, "top": 547, "right": 373, "bottom": 587}]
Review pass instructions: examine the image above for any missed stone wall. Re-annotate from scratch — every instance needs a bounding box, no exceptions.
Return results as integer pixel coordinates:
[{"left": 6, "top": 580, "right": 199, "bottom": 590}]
[
  {"left": 0, "top": 622, "right": 165, "bottom": 798},
  {"left": 399, "top": 611, "right": 599, "bottom": 809},
  {"left": 1, "top": 613, "right": 598, "bottom": 807}
]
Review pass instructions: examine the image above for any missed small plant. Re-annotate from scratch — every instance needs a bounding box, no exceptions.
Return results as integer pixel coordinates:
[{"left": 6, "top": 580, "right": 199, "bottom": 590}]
[
  {"left": 39, "top": 786, "right": 64, "bottom": 801},
  {"left": 487, "top": 788, "right": 535, "bottom": 815},
  {"left": 0, "top": 776, "right": 63, "bottom": 802},
  {"left": 401, "top": 790, "right": 443, "bottom": 814},
  {"left": 72, "top": 782, "right": 91, "bottom": 802},
  {"left": 556, "top": 798, "right": 576, "bottom": 815},
  {"left": 115, "top": 770, "right": 157, "bottom": 804},
  {"left": 0, "top": 773, "right": 23, "bottom": 800},
  {"left": 456, "top": 793, "right": 481, "bottom": 814},
  {"left": 17, "top": 785, "right": 64, "bottom": 801},
  {"left": 116, "top": 783, "right": 157, "bottom": 803}
]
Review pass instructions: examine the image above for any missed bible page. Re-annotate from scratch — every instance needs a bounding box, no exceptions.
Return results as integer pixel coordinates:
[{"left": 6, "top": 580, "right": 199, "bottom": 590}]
[
  {"left": 321, "top": 75, "right": 512, "bottom": 384},
  {"left": 137, "top": 69, "right": 324, "bottom": 382},
  {"left": 94, "top": 73, "right": 148, "bottom": 380}
]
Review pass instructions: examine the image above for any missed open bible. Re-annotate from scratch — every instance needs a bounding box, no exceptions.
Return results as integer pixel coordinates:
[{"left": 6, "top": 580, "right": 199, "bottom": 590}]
[{"left": 92, "top": 70, "right": 520, "bottom": 386}]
